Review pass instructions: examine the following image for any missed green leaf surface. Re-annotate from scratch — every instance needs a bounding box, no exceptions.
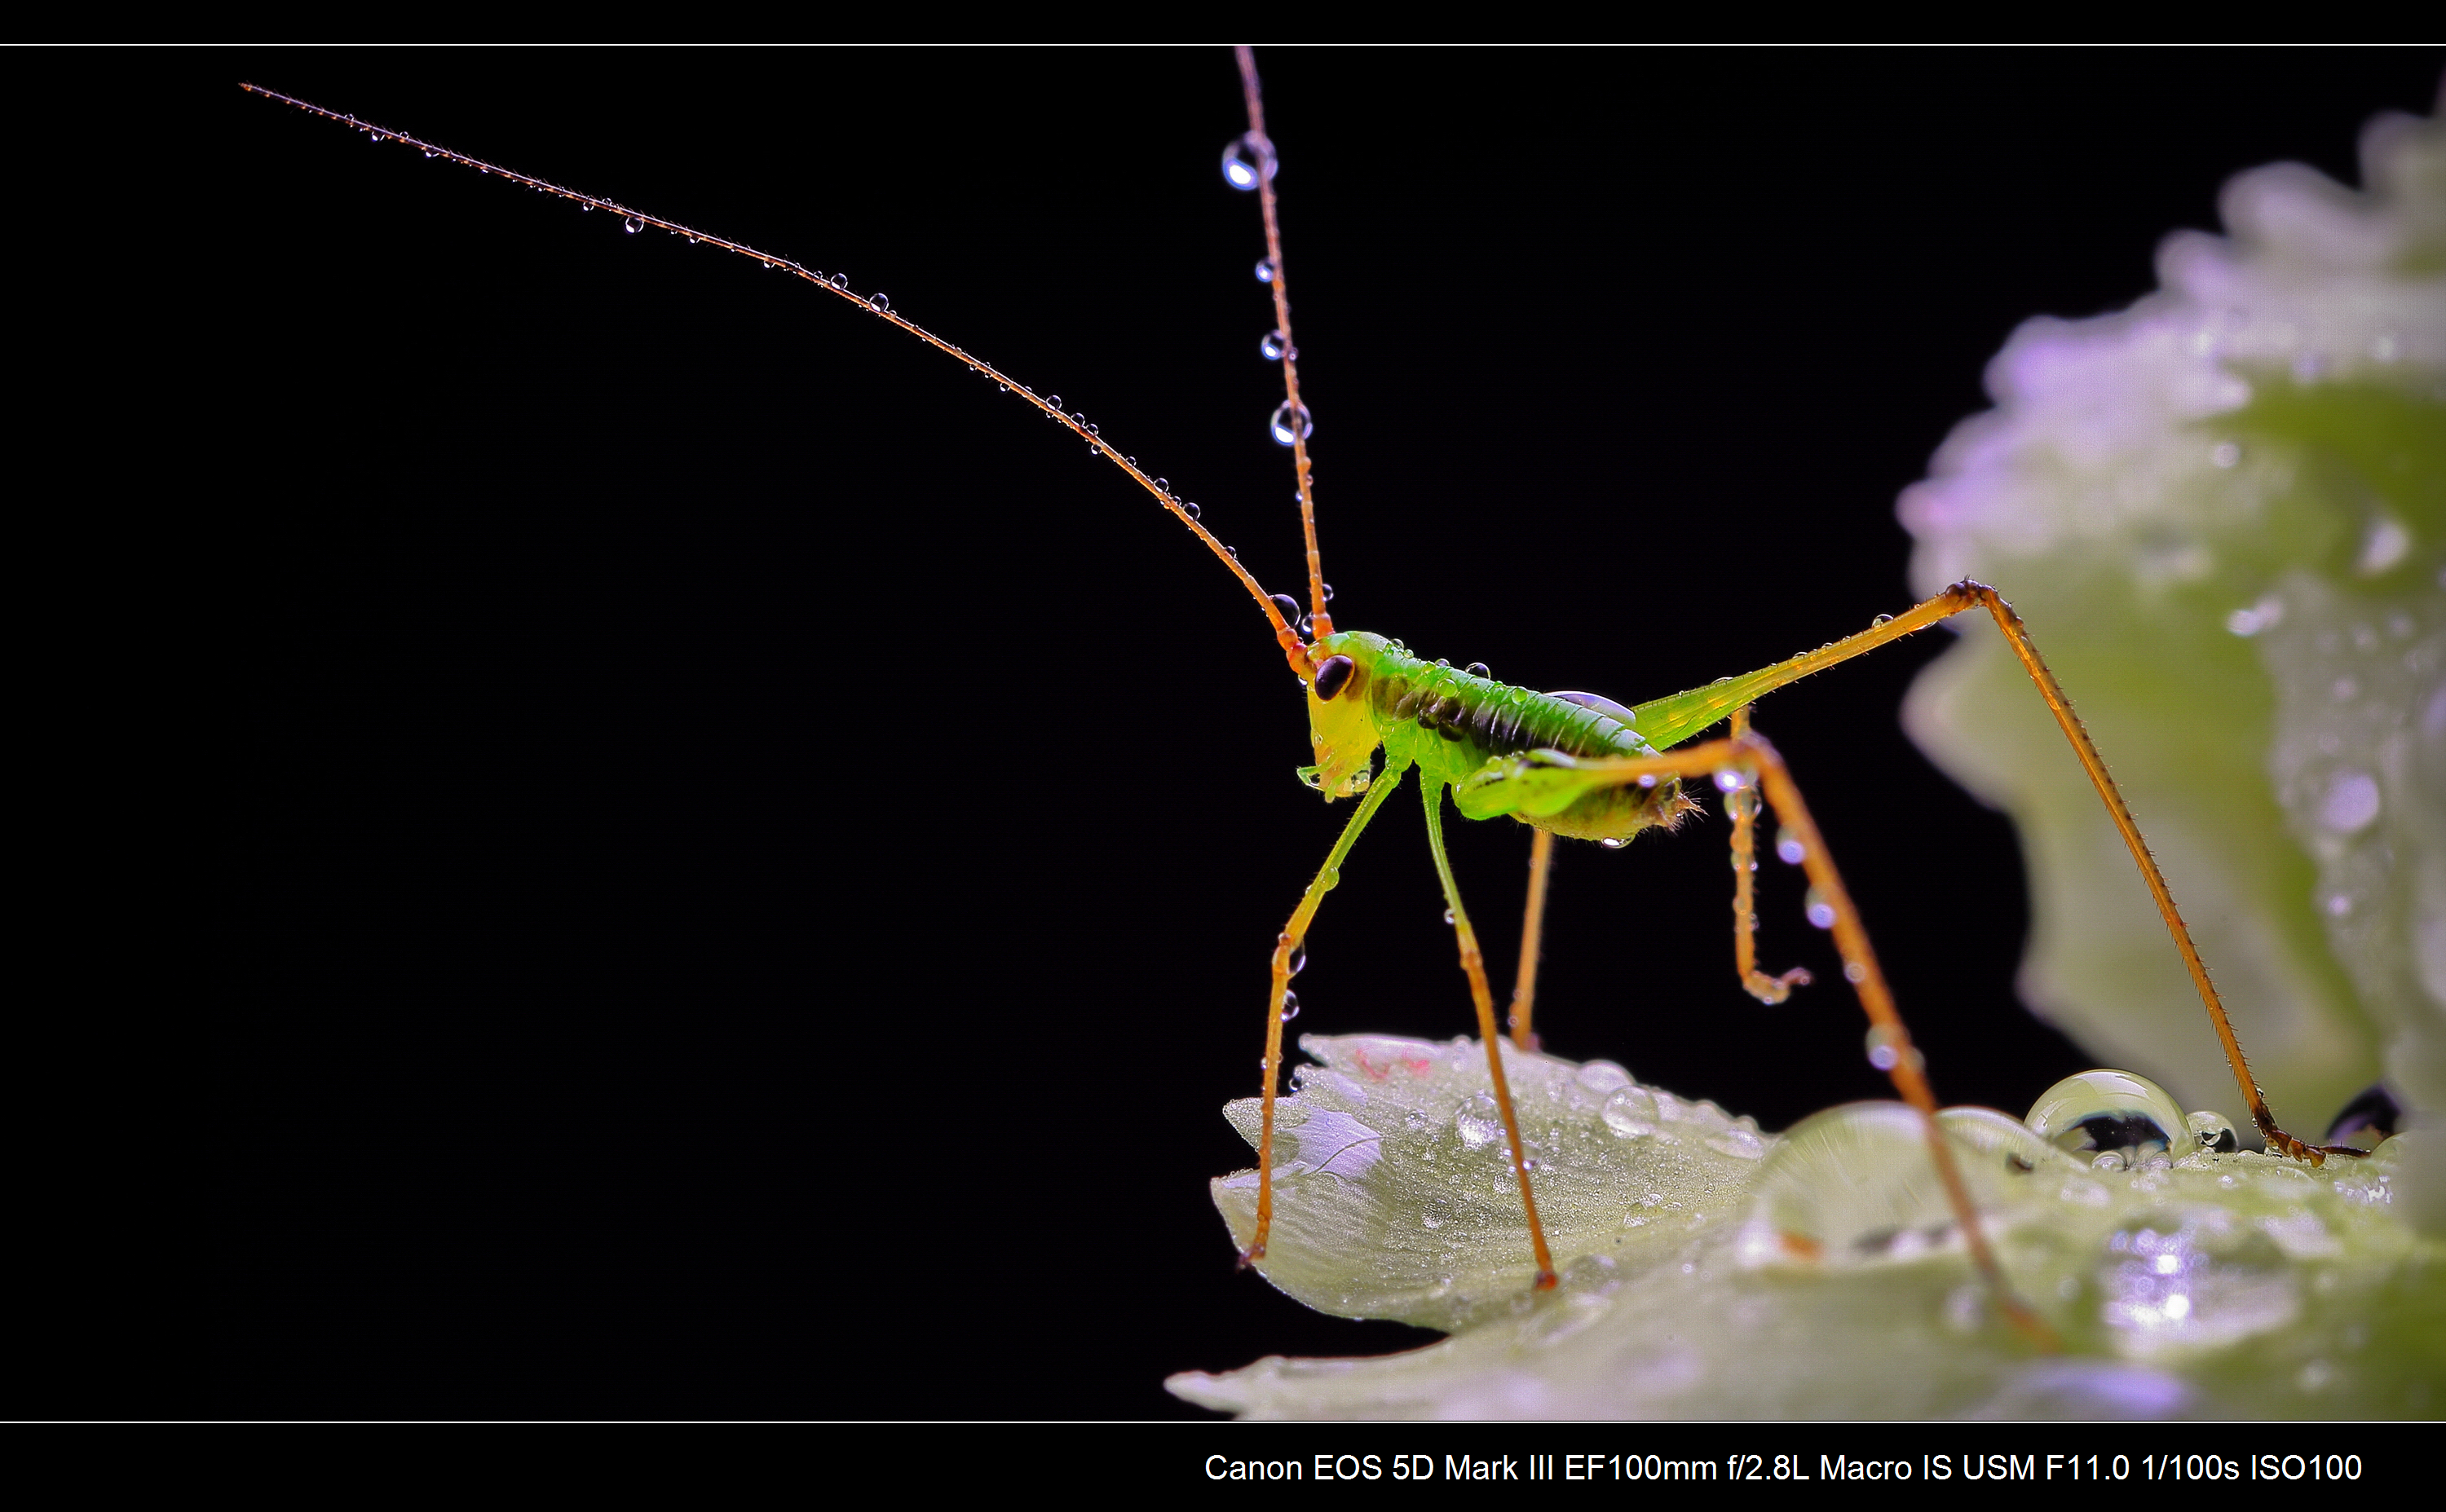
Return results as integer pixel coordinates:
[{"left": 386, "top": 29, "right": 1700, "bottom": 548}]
[{"left": 1172, "top": 1036, "right": 2444, "bottom": 1419}]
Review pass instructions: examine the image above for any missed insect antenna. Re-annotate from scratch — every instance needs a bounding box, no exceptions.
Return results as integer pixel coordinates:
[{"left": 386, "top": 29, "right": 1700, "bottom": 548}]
[
  {"left": 1231, "top": 46, "right": 1332, "bottom": 640},
  {"left": 238, "top": 81, "right": 1318, "bottom": 681}
]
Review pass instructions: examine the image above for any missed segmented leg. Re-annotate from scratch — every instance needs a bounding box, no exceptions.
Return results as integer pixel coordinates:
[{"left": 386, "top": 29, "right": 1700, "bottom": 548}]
[
  {"left": 1728, "top": 706, "right": 1812, "bottom": 1005},
  {"left": 1558, "top": 731, "right": 2055, "bottom": 1347},
  {"left": 1627, "top": 580, "right": 2360, "bottom": 1161},
  {"left": 1508, "top": 827, "right": 1555, "bottom": 1049},
  {"left": 1423, "top": 780, "right": 1559, "bottom": 1290},
  {"left": 1243, "top": 762, "right": 1409, "bottom": 1267}
]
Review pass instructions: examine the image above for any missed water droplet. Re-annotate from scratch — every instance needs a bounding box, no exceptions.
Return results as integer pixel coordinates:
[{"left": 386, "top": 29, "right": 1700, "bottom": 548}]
[
  {"left": 1843, "top": 960, "right": 1869, "bottom": 984},
  {"left": 1220, "top": 132, "right": 1275, "bottom": 191},
  {"left": 1183, "top": 501, "right": 1202, "bottom": 521},
  {"left": 1225, "top": 545, "right": 1239, "bottom": 559},
  {"left": 1269, "top": 401, "right": 1313, "bottom": 446},
  {"left": 1707, "top": 1129, "right": 1768, "bottom": 1161},
  {"left": 623, "top": 215, "right": 643, "bottom": 234},
  {"left": 1455, "top": 1093, "right": 1501, "bottom": 1148},
  {"left": 1864, "top": 1025, "right": 1908, "bottom": 1071},
  {"left": 1714, "top": 769, "right": 1749, "bottom": 793},
  {"left": 828, "top": 273, "right": 848, "bottom": 289},
  {"left": 2185, "top": 1109, "right": 2239, "bottom": 1155},
  {"left": 1598, "top": 837, "right": 1627, "bottom": 849},
  {"left": 1775, "top": 831, "right": 1807, "bottom": 865},
  {"left": 1254, "top": 258, "right": 1275, "bottom": 284},
  {"left": 1260, "top": 329, "right": 1287, "bottom": 361},
  {"left": 1576, "top": 1060, "right": 1632, "bottom": 1093},
  {"left": 1046, "top": 395, "right": 1062, "bottom": 410},
  {"left": 1804, "top": 888, "right": 1837, "bottom": 930},
  {"left": 1602, "top": 1087, "right": 1659, "bottom": 1139},
  {"left": 1442, "top": 907, "right": 1455, "bottom": 924},
  {"left": 423, "top": 148, "right": 439, "bottom": 159},
  {"left": 1636, "top": 774, "right": 1658, "bottom": 789},
  {"left": 1278, "top": 991, "right": 1300, "bottom": 1023},
  {"left": 872, "top": 292, "right": 890, "bottom": 313},
  {"left": 2024, "top": 1069, "right": 2187, "bottom": 1163},
  {"left": 1421, "top": 1212, "right": 1443, "bottom": 1229},
  {"left": 2319, "top": 769, "right": 2382, "bottom": 834},
  {"left": 1152, "top": 477, "right": 1168, "bottom": 494},
  {"left": 1871, "top": 613, "right": 1895, "bottom": 627},
  {"left": 1269, "top": 593, "right": 1302, "bottom": 628},
  {"left": 1286, "top": 941, "right": 1306, "bottom": 977}
]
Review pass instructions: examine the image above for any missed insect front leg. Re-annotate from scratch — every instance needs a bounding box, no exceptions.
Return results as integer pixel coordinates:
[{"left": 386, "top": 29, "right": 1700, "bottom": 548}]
[
  {"left": 1420, "top": 779, "right": 1559, "bottom": 1291},
  {"left": 1244, "top": 761, "right": 1409, "bottom": 1267}
]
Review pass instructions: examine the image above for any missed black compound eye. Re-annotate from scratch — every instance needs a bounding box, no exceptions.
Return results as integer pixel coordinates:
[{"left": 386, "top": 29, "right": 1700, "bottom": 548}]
[{"left": 1313, "top": 655, "right": 1355, "bottom": 701}]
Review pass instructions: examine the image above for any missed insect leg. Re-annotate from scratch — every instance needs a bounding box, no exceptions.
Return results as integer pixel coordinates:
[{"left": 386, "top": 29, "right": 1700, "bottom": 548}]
[
  {"left": 1541, "top": 735, "right": 2056, "bottom": 1346},
  {"left": 1726, "top": 706, "right": 1815, "bottom": 1006},
  {"left": 1245, "top": 760, "right": 1411, "bottom": 1267},
  {"left": 1507, "top": 827, "right": 1555, "bottom": 1050},
  {"left": 1628, "top": 580, "right": 2350, "bottom": 1162},
  {"left": 1422, "top": 780, "right": 1560, "bottom": 1290}
]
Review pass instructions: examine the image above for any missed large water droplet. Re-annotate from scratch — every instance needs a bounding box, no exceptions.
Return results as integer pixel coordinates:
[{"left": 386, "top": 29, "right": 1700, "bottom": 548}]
[
  {"left": 1270, "top": 593, "right": 1302, "bottom": 627},
  {"left": 2024, "top": 1069, "right": 2187, "bottom": 1164},
  {"left": 1254, "top": 258, "right": 1275, "bottom": 284},
  {"left": 1220, "top": 132, "right": 1275, "bottom": 191},
  {"left": 1601, "top": 1087, "right": 1658, "bottom": 1139},
  {"left": 1278, "top": 990, "right": 1300, "bottom": 1023},
  {"left": 1455, "top": 1093, "right": 1501, "bottom": 1149},
  {"left": 1269, "top": 401, "right": 1313, "bottom": 446},
  {"left": 871, "top": 292, "right": 890, "bottom": 313},
  {"left": 1464, "top": 662, "right": 1490, "bottom": 679},
  {"left": 1576, "top": 1060, "right": 1632, "bottom": 1093},
  {"left": 1714, "top": 769, "right": 1749, "bottom": 793},
  {"left": 1737, "top": 1104, "right": 2055, "bottom": 1268},
  {"left": 1804, "top": 888, "right": 1837, "bottom": 930},
  {"left": 623, "top": 215, "right": 643, "bottom": 234},
  {"left": 1260, "top": 329, "right": 1287, "bottom": 361},
  {"left": 1775, "top": 831, "right": 1807, "bottom": 866},
  {"left": 1286, "top": 941, "right": 1306, "bottom": 977}
]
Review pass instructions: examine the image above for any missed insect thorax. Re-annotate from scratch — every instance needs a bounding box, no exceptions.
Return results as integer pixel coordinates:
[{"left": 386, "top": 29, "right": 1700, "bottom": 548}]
[{"left": 1306, "top": 632, "right": 1693, "bottom": 842}]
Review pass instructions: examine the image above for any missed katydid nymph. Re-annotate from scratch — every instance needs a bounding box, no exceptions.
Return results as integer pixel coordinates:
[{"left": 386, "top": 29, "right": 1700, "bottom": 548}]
[{"left": 235, "top": 50, "right": 2373, "bottom": 1357}]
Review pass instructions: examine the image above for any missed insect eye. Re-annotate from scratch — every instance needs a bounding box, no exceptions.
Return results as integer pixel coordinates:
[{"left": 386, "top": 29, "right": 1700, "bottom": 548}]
[{"left": 1313, "top": 655, "right": 1355, "bottom": 701}]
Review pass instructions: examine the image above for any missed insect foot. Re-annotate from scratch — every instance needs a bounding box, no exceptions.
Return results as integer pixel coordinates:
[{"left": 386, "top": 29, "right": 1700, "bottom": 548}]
[{"left": 1174, "top": 1036, "right": 2433, "bottom": 1419}]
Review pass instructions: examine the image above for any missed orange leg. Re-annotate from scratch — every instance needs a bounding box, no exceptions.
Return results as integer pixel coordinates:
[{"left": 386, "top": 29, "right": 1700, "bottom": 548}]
[
  {"left": 1508, "top": 827, "right": 1555, "bottom": 1050},
  {"left": 1424, "top": 780, "right": 1558, "bottom": 1289},
  {"left": 1633, "top": 580, "right": 2355, "bottom": 1162},
  {"left": 1243, "top": 763, "right": 1407, "bottom": 1267},
  {"left": 1558, "top": 733, "right": 2055, "bottom": 1347},
  {"left": 1727, "top": 707, "right": 1812, "bottom": 1005}
]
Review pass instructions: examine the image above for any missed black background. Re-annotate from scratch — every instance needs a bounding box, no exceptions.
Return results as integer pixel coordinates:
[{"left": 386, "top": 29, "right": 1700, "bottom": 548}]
[{"left": 126, "top": 46, "right": 2444, "bottom": 1417}]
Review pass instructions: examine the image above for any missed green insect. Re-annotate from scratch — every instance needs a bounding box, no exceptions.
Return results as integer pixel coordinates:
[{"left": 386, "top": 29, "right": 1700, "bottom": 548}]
[{"left": 236, "top": 51, "right": 2374, "bottom": 1358}]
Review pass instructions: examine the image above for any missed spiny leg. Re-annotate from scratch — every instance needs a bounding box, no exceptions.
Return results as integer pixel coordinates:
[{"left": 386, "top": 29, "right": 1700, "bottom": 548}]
[
  {"left": 1508, "top": 827, "right": 1555, "bottom": 1050},
  {"left": 1244, "top": 763, "right": 1409, "bottom": 1266},
  {"left": 1627, "top": 580, "right": 2350, "bottom": 1162},
  {"left": 1547, "top": 734, "right": 2056, "bottom": 1347},
  {"left": 1727, "top": 707, "right": 1812, "bottom": 1006},
  {"left": 1422, "top": 780, "right": 1559, "bottom": 1289}
]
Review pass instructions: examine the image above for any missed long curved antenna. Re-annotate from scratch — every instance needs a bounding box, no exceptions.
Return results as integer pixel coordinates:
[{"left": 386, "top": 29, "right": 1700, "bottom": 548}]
[
  {"left": 241, "top": 82, "right": 1317, "bottom": 682},
  {"left": 1234, "top": 47, "right": 1332, "bottom": 639}
]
